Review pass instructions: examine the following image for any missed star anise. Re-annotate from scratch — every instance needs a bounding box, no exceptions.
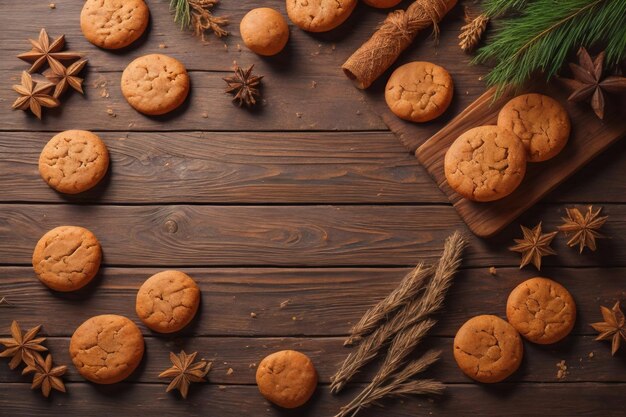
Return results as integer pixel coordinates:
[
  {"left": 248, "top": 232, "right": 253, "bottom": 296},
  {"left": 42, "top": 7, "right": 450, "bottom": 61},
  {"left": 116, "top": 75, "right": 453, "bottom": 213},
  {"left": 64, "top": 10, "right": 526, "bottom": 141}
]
[
  {"left": 590, "top": 301, "right": 626, "bottom": 356},
  {"left": 223, "top": 64, "right": 263, "bottom": 107},
  {"left": 509, "top": 222, "right": 558, "bottom": 270},
  {"left": 22, "top": 352, "right": 67, "bottom": 397},
  {"left": 0, "top": 320, "right": 47, "bottom": 370},
  {"left": 17, "top": 28, "right": 82, "bottom": 73},
  {"left": 558, "top": 206, "right": 608, "bottom": 253},
  {"left": 559, "top": 47, "right": 626, "bottom": 120},
  {"left": 44, "top": 58, "right": 88, "bottom": 98},
  {"left": 12, "top": 71, "right": 60, "bottom": 119},
  {"left": 159, "top": 351, "right": 212, "bottom": 399}
]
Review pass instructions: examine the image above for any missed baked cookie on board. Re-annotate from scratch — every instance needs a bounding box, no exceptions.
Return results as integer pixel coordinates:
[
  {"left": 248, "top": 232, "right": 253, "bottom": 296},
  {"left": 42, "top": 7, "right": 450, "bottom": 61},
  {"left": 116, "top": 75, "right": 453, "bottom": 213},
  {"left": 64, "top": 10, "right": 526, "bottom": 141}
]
[
  {"left": 136, "top": 270, "right": 201, "bottom": 333},
  {"left": 70, "top": 314, "right": 144, "bottom": 384},
  {"left": 286, "top": 0, "right": 357, "bottom": 32},
  {"left": 444, "top": 125, "right": 527, "bottom": 202},
  {"left": 240, "top": 8, "right": 289, "bottom": 56},
  {"left": 506, "top": 277, "right": 576, "bottom": 344},
  {"left": 80, "top": 0, "right": 150, "bottom": 49},
  {"left": 121, "top": 54, "right": 190, "bottom": 115},
  {"left": 453, "top": 315, "right": 523, "bottom": 383},
  {"left": 256, "top": 350, "right": 317, "bottom": 408},
  {"left": 38, "top": 130, "right": 109, "bottom": 194},
  {"left": 385, "top": 61, "right": 454, "bottom": 123},
  {"left": 32, "top": 226, "right": 102, "bottom": 292}
]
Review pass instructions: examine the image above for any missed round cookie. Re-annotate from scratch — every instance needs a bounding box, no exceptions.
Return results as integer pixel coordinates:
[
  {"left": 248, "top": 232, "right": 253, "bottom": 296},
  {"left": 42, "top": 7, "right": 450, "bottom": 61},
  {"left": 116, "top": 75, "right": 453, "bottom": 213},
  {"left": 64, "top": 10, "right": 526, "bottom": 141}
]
[
  {"left": 286, "top": 0, "right": 357, "bottom": 33},
  {"left": 38, "top": 130, "right": 109, "bottom": 194},
  {"left": 444, "top": 125, "right": 527, "bottom": 202},
  {"left": 363, "top": 0, "right": 402, "bottom": 8},
  {"left": 240, "top": 8, "right": 289, "bottom": 56},
  {"left": 32, "top": 226, "right": 101, "bottom": 292},
  {"left": 453, "top": 315, "right": 523, "bottom": 383},
  {"left": 70, "top": 314, "right": 144, "bottom": 384},
  {"left": 497, "top": 93, "right": 570, "bottom": 162},
  {"left": 135, "top": 270, "right": 200, "bottom": 333},
  {"left": 80, "top": 0, "right": 150, "bottom": 49},
  {"left": 256, "top": 350, "right": 317, "bottom": 408},
  {"left": 385, "top": 61, "right": 454, "bottom": 123},
  {"left": 506, "top": 277, "right": 576, "bottom": 344},
  {"left": 121, "top": 54, "right": 190, "bottom": 115}
]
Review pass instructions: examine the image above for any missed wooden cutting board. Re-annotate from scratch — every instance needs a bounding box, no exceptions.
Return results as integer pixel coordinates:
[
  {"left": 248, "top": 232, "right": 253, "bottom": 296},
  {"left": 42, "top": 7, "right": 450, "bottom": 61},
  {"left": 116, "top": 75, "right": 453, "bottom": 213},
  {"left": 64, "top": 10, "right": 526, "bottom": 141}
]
[{"left": 415, "top": 84, "right": 626, "bottom": 238}]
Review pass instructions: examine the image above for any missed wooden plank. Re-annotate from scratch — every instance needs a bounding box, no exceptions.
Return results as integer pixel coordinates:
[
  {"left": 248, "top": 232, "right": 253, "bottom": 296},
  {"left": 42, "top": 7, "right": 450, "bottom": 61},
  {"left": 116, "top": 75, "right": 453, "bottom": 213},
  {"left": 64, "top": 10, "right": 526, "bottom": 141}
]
[{"left": 1, "top": 267, "right": 623, "bottom": 337}]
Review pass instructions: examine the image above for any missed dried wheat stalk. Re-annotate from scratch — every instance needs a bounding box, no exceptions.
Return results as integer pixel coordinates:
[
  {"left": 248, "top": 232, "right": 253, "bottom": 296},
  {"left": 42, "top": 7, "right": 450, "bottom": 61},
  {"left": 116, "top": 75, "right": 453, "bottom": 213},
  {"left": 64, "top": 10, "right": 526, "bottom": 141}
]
[{"left": 458, "top": 9, "right": 489, "bottom": 52}]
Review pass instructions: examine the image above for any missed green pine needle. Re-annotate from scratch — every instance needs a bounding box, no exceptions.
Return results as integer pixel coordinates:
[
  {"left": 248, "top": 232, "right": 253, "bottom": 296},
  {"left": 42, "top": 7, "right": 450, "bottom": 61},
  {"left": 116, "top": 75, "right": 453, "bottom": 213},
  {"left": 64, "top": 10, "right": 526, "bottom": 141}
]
[
  {"left": 169, "top": 0, "right": 192, "bottom": 29},
  {"left": 483, "top": 0, "right": 528, "bottom": 18}
]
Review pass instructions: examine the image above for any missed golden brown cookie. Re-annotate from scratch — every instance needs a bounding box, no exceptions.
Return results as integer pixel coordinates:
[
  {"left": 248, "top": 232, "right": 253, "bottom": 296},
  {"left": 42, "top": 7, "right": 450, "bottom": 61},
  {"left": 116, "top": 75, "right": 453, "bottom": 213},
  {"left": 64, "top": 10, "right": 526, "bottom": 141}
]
[
  {"left": 444, "top": 125, "right": 527, "bottom": 202},
  {"left": 453, "top": 315, "right": 523, "bottom": 383},
  {"left": 240, "top": 8, "right": 289, "bottom": 56},
  {"left": 70, "top": 314, "right": 144, "bottom": 384},
  {"left": 506, "top": 277, "right": 576, "bottom": 344},
  {"left": 385, "top": 61, "right": 454, "bottom": 123},
  {"left": 286, "top": 0, "right": 356, "bottom": 32},
  {"left": 497, "top": 93, "right": 570, "bottom": 162},
  {"left": 38, "top": 130, "right": 109, "bottom": 194},
  {"left": 362, "top": 0, "right": 402, "bottom": 8},
  {"left": 32, "top": 226, "right": 101, "bottom": 292},
  {"left": 80, "top": 0, "right": 150, "bottom": 49},
  {"left": 121, "top": 54, "right": 190, "bottom": 115},
  {"left": 256, "top": 350, "right": 317, "bottom": 408},
  {"left": 135, "top": 270, "right": 200, "bottom": 333}
]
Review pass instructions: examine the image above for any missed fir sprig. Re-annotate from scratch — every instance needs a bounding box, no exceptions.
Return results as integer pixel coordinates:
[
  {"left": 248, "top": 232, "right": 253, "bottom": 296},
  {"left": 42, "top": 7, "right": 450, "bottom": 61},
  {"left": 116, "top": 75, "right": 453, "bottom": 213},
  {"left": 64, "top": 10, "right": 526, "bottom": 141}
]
[{"left": 168, "top": 0, "right": 228, "bottom": 40}]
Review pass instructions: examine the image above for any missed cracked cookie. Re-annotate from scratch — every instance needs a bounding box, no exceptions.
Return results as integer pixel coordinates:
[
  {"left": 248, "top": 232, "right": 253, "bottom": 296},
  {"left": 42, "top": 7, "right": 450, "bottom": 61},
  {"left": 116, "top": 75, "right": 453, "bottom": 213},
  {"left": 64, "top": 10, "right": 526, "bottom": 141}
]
[
  {"left": 444, "top": 125, "right": 527, "bottom": 202},
  {"left": 135, "top": 270, "right": 200, "bottom": 333},
  {"left": 385, "top": 61, "right": 454, "bottom": 123},
  {"left": 286, "top": 0, "right": 357, "bottom": 32},
  {"left": 240, "top": 8, "right": 289, "bottom": 56},
  {"left": 498, "top": 93, "right": 570, "bottom": 162},
  {"left": 121, "top": 54, "right": 190, "bottom": 115},
  {"left": 454, "top": 315, "right": 523, "bottom": 383},
  {"left": 81, "top": 0, "right": 150, "bottom": 50},
  {"left": 506, "top": 277, "right": 576, "bottom": 344},
  {"left": 38, "top": 130, "right": 109, "bottom": 194},
  {"left": 363, "top": 0, "right": 402, "bottom": 8},
  {"left": 256, "top": 350, "right": 317, "bottom": 408},
  {"left": 70, "top": 314, "right": 144, "bottom": 384},
  {"left": 32, "top": 226, "right": 102, "bottom": 292}
]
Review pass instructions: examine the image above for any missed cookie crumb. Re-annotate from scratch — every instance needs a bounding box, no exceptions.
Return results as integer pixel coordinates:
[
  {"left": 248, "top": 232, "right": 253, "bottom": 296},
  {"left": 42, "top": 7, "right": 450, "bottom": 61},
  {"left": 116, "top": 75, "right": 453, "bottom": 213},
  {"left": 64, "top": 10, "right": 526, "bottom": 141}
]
[
  {"left": 237, "top": 44, "right": 242, "bottom": 52},
  {"left": 250, "top": 312, "right": 257, "bottom": 318},
  {"left": 556, "top": 360, "right": 568, "bottom": 380},
  {"left": 219, "top": 385, "right": 226, "bottom": 389},
  {"left": 588, "top": 351, "right": 594, "bottom": 359},
  {"left": 356, "top": 110, "right": 362, "bottom": 115},
  {"left": 249, "top": 363, "right": 257, "bottom": 368},
  {"left": 291, "top": 316, "right": 297, "bottom": 321},
  {"left": 311, "top": 80, "right": 317, "bottom": 88},
  {"left": 331, "top": 44, "right": 336, "bottom": 51},
  {"left": 201, "top": 111, "right": 209, "bottom": 118},
  {"left": 49, "top": 3, "right": 56, "bottom": 9},
  {"left": 489, "top": 266, "right": 497, "bottom": 276},
  {"left": 296, "top": 112, "right": 303, "bottom": 118},
  {"left": 106, "top": 107, "right": 116, "bottom": 117},
  {"left": 224, "top": 43, "right": 228, "bottom": 51},
  {"left": 159, "top": 43, "right": 167, "bottom": 49},
  {"left": 280, "top": 299, "right": 291, "bottom": 309},
  {"left": 226, "top": 367, "right": 234, "bottom": 376}
]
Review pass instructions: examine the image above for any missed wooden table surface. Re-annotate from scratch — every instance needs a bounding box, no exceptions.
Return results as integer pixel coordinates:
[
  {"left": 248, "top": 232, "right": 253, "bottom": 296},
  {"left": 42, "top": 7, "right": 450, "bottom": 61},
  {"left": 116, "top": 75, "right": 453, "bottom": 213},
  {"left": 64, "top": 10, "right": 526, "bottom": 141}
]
[{"left": 1, "top": 1, "right": 625, "bottom": 416}]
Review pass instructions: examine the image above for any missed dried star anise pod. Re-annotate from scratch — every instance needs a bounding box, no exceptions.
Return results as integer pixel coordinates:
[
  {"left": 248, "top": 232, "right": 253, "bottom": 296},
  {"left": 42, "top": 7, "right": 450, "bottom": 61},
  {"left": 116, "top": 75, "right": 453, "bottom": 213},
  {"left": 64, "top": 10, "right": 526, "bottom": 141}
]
[
  {"left": 509, "top": 222, "right": 558, "bottom": 270},
  {"left": 12, "top": 71, "right": 60, "bottom": 119},
  {"left": 559, "top": 47, "right": 626, "bottom": 119},
  {"left": 44, "top": 58, "right": 88, "bottom": 98},
  {"left": 159, "top": 350, "right": 212, "bottom": 399},
  {"left": 223, "top": 64, "right": 263, "bottom": 107},
  {"left": 22, "top": 352, "right": 67, "bottom": 397},
  {"left": 0, "top": 320, "right": 47, "bottom": 370},
  {"left": 590, "top": 301, "right": 626, "bottom": 356},
  {"left": 17, "top": 28, "right": 82, "bottom": 73},
  {"left": 558, "top": 206, "right": 608, "bottom": 253}
]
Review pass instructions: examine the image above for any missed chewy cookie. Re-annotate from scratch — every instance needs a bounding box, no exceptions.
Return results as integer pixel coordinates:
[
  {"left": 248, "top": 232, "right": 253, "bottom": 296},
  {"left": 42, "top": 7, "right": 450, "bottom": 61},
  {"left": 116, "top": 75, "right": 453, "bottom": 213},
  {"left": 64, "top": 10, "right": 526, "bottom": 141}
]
[
  {"left": 121, "top": 54, "right": 190, "bottom": 115},
  {"left": 286, "top": 0, "right": 356, "bottom": 32},
  {"left": 498, "top": 93, "right": 570, "bottom": 162},
  {"left": 444, "top": 125, "right": 527, "bottom": 202},
  {"left": 506, "top": 277, "right": 576, "bottom": 344},
  {"left": 256, "top": 350, "right": 317, "bottom": 408},
  {"left": 70, "top": 314, "right": 144, "bottom": 384},
  {"left": 363, "top": 0, "right": 402, "bottom": 8},
  {"left": 135, "top": 270, "right": 200, "bottom": 333},
  {"left": 32, "top": 226, "right": 101, "bottom": 292},
  {"left": 38, "top": 130, "right": 109, "bottom": 194},
  {"left": 80, "top": 0, "right": 150, "bottom": 49},
  {"left": 454, "top": 315, "right": 523, "bottom": 383},
  {"left": 385, "top": 61, "right": 454, "bottom": 123},
  {"left": 240, "top": 8, "right": 289, "bottom": 56}
]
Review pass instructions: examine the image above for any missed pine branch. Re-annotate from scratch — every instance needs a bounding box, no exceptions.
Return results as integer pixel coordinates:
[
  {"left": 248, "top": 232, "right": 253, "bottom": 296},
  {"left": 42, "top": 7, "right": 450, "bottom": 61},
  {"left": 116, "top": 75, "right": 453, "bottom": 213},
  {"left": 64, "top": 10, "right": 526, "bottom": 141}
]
[
  {"left": 168, "top": 0, "right": 228, "bottom": 40},
  {"left": 482, "top": 0, "right": 529, "bottom": 18}
]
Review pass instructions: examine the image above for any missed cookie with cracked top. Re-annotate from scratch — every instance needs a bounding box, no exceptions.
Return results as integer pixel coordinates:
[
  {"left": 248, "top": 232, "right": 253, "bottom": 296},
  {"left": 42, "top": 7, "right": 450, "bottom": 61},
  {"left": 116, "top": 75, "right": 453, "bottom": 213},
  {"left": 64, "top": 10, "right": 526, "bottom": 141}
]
[
  {"left": 286, "top": 0, "right": 357, "bottom": 32},
  {"left": 80, "top": 0, "right": 150, "bottom": 49},
  {"left": 385, "top": 61, "right": 454, "bottom": 122},
  {"left": 256, "top": 350, "right": 317, "bottom": 408},
  {"left": 444, "top": 125, "right": 527, "bottom": 202},
  {"left": 121, "top": 54, "right": 190, "bottom": 115},
  {"left": 32, "top": 226, "right": 102, "bottom": 292},
  {"left": 135, "top": 270, "right": 200, "bottom": 333},
  {"left": 39, "top": 130, "right": 109, "bottom": 194},
  {"left": 70, "top": 314, "right": 144, "bottom": 384},
  {"left": 453, "top": 315, "right": 523, "bottom": 383},
  {"left": 506, "top": 277, "right": 576, "bottom": 344}
]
